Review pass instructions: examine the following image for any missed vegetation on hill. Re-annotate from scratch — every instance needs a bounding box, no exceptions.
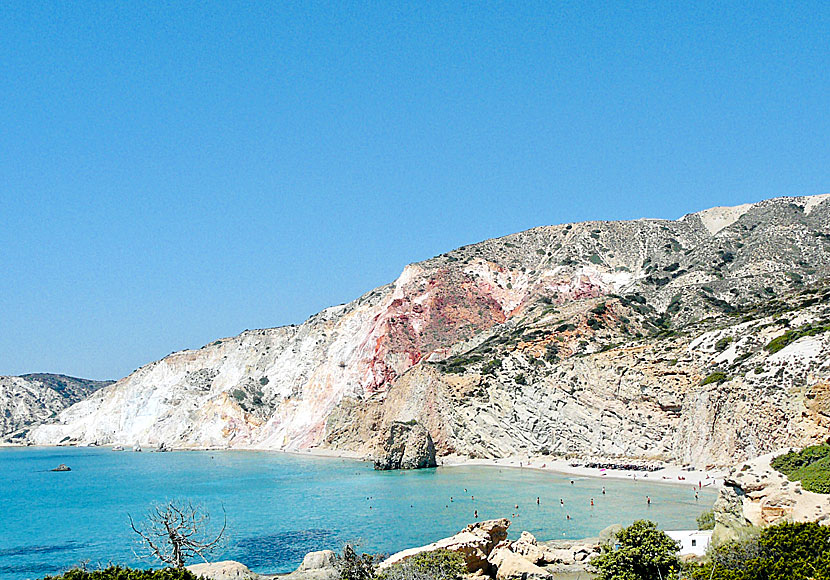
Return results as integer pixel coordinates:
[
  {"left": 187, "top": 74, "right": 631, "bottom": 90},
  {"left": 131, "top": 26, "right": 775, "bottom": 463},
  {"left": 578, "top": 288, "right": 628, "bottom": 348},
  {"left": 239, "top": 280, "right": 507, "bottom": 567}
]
[{"left": 770, "top": 442, "right": 830, "bottom": 493}]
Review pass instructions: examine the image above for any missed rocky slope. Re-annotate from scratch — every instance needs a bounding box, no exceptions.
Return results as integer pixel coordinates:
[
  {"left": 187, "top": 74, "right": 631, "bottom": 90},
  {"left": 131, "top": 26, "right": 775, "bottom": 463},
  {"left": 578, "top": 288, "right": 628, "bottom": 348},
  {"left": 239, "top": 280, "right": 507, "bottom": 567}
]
[
  {"left": 0, "top": 374, "right": 112, "bottom": 442},
  {"left": 29, "top": 194, "right": 830, "bottom": 466}
]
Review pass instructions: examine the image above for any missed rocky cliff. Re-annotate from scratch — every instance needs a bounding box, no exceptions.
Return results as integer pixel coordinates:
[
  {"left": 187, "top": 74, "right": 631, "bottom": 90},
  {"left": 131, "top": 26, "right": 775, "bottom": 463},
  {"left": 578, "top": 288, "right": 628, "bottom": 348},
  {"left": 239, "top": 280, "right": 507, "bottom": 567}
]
[
  {"left": 29, "top": 194, "right": 830, "bottom": 466},
  {"left": 0, "top": 374, "right": 112, "bottom": 442}
]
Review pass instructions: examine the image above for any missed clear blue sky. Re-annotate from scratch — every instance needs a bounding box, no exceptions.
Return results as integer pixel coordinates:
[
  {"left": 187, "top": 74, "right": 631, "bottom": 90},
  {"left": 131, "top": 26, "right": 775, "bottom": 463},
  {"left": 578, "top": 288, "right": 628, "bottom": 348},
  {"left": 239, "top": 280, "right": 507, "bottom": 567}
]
[{"left": 1, "top": 2, "right": 827, "bottom": 380}]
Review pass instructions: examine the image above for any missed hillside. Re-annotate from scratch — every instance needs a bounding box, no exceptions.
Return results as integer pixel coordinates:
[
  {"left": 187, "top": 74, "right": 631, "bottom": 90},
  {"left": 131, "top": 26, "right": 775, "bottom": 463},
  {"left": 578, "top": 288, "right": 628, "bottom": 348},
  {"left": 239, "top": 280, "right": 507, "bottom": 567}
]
[
  {"left": 0, "top": 374, "right": 113, "bottom": 442},
  {"left": 28, "top": 194, "right": 830, "bottom": 466}
]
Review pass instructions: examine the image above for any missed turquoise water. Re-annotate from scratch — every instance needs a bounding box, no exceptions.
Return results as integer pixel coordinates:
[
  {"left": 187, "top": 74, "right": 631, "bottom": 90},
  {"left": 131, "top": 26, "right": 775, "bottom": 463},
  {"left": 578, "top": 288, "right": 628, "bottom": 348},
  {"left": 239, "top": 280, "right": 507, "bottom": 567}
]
[{"left": 0, "top": 448, "right": 715, "bottom": 580}]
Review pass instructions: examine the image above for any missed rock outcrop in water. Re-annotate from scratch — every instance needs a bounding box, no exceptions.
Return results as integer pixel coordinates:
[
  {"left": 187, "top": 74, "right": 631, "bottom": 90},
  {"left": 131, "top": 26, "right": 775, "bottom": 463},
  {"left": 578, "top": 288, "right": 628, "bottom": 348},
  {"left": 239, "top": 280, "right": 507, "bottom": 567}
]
[
  {"left": 0, "top": 374, "right": 112, "bottom": 442},
  {"left": 373, "top": 421, "right": 437, "bottom": 470},
  {"left": 27, "top": 194, "right": 830, "bottom": 468}
]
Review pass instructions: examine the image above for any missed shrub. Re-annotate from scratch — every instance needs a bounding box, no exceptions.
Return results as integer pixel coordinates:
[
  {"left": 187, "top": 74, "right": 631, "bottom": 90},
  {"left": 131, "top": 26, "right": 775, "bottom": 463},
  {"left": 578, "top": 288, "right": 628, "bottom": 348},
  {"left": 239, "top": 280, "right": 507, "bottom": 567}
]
[
  {"left": 686, "top": 522, "right": 830, "bottom": 580},
  {"left": 379, "top": 549, "right": 466, "bottom": 580},
  {"left": 591, "top": 520, "right": 679, "bottom": 580},
  {"left": 591, "top": 303, "right": 607, "bottom": 315},
  {"left": 771, "top": 443, "right": 830, "bottom": 493},
  {"left": 697, "top": 509, "right": 715, "bottom": 530},
  {"left": 42, "top": 567, "right": 199, "bottom": 580},
  {"left": 481, "top": 359, "right": 502, "bottom": 375},
  {"left": 259, "top": 376, "right": 269, "bottom": 386},
  {"left": 514, "top": 373, "right": 527, "bottom": 385},
  {"left": 701, "top": 372, "right": 728, "bottom": 386},
  {"left": 765, "top": 322, "right": 830, "bottom": 354},
  {"left": 338, "top": 545, "right": 377, "bottom": 580},
  {"left": 715, "top": 336, "right": 733, "bottom": 352}
]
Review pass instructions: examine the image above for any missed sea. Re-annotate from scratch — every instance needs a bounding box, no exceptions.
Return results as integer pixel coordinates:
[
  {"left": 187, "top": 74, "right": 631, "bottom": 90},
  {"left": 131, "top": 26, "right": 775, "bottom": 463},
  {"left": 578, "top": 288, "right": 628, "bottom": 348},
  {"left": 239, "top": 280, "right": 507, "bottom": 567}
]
[{"left": 0, "top": 447, "right": 716, "bottom": 580}]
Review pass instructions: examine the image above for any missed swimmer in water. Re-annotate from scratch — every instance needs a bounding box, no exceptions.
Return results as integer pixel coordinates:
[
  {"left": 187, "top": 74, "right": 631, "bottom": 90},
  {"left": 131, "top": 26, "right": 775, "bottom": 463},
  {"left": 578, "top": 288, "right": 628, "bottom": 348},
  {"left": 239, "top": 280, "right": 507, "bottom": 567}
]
[
  {"left": 647, "top": 496, "right": 651, "bottom": 505},
  {"left": 590, "top": 498, "right": 594, "bottom": 506},
  {"left": 560, "top": 499, "right": 564, "bottom": 506},
  {"left": 536, "top": 497, "right": 540, "bottom": 505},
  {"left": 474, "top": 510, "right": 478, "bottom": 518},
  {"left": 602, "top": 486, "right": 606, "bottom": 495}
]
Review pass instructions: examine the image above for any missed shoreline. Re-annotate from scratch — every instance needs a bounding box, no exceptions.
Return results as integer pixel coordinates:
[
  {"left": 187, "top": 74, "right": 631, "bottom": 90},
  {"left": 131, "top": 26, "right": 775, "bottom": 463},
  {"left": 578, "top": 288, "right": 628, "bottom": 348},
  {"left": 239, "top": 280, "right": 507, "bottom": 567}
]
[
  {"left": 7, "top": 443, "right": 725, "bottom": 489},
  {"left": 439, "top": 454, "right": 724, "bottom": 489}
]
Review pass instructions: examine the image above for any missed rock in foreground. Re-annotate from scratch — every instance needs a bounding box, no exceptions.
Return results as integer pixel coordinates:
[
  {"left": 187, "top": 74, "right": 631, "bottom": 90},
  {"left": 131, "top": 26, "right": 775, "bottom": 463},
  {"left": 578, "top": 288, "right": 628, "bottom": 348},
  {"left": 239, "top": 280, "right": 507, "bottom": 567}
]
[
  {"left": 381, "top": 518, "right": 510, "bottom": 573},
  {"left": 282, "top": 550, "right": 339, "bottom": 580},
  {"left": 186, "top": 560, "right": 259, "bottom": 580},
  {"left": 373, "top": 421, "right": 437, "bottom": 470}
]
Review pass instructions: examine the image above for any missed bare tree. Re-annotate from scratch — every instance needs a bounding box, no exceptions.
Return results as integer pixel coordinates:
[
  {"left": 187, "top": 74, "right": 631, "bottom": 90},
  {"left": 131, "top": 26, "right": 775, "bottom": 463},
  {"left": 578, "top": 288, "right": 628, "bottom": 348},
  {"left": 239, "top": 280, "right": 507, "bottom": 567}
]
[{"left": 129, "top": 499, "right": 227, "bottom": 568}]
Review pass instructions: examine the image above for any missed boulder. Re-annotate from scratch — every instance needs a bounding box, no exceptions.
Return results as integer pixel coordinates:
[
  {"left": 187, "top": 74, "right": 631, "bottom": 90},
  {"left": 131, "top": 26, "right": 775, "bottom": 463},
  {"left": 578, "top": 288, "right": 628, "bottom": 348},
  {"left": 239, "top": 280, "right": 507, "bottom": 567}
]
[
  {"left": 381, "top": 518, "right": 510, "bottom": 573},
  {"left": 282, "top": 550, "right": 339, "bottom": 580},
  {"left": 598, "top": 524, "right": 622, "bottom": 546},
  {"left": 488, "top": 547, "right": 552, "bottom": 580},
  {"left": 373, "top": 421, "right": 437, "bottom": 470},
  {"left": 187, "top": 560, "right": 259, "bottom": 580},
  {"left": 511, "top": 531, "right": 546, "bottom": 565},
  {"left": 298, "top": 550, "right": 337, "bottom": 571}
]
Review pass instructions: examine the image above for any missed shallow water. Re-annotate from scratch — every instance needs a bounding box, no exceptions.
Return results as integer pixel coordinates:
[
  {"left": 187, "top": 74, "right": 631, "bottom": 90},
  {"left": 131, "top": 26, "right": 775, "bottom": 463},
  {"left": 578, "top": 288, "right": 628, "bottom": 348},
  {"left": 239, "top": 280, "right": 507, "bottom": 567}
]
[{"left": 0, "top": 447, "right": 716, "bottom": 579}]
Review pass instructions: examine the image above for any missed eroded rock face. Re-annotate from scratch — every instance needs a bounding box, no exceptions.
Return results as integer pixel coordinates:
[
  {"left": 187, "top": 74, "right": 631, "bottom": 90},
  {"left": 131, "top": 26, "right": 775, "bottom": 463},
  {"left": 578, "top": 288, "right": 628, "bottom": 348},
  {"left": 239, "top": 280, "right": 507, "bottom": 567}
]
[
  {"left": 27, "top": 195, "right": 830, "bottom": 468},
  {"left": 713, "top": 451, "right": 830, "bottom": 543},
  {"left": 373, "top": 421, "right": 437, "bottom": 470},
  {"left": 381, "top": 518, "right": 510, "bottom": 573}
]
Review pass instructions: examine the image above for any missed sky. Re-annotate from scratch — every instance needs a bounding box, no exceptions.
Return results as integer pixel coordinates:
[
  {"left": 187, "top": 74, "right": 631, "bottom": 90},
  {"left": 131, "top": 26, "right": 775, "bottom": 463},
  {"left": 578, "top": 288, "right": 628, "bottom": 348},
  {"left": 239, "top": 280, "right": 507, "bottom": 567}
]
[{"left": 1, "top": 2, "right": 828, "bottom": 380}]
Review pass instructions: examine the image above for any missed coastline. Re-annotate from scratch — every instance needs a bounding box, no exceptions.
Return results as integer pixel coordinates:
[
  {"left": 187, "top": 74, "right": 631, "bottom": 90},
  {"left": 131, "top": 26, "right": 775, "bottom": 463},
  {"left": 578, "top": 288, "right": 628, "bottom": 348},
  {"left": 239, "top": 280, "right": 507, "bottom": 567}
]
[
  {"left": 439, "top": 454, "right": 725, "bottom": 490},
  {"left": 6, "top": 443, "right": 725, "bottom": 490}
]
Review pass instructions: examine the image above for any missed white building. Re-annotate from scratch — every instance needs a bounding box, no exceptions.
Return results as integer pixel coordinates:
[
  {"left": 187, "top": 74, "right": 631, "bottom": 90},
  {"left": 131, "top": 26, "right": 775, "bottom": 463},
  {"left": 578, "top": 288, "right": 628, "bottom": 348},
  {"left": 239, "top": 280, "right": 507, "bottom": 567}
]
[{"left": 666, "top": 530, "right": 713, "bottom": 557}]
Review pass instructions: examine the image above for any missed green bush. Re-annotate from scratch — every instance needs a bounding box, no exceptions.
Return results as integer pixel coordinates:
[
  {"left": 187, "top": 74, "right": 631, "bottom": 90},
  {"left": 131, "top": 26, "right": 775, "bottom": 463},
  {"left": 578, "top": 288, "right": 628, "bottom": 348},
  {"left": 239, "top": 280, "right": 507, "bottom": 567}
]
[
  {"left": 514, "top": 373, "right": 527, "bottom": 385},
  {"left": 771, "top": 443, "right": 830, "bottom": 493},
  {"left": 701, "top": 372, "right": 728, "bottom": 386},
  {"left": 42, "top": 567, "right": 198, "bottom": 580},
  {"left": 765, "top": 322, "right": 830, "bottom": 354},
  {"left": 686, "top": 522, "right": 830, "bottom": 580},
  {"left": 481, "top": 359, "right": 502, "bottom": 375},
  {"left": 339, "top": 545, "right": 377, "bottom": 580},
  {"left": 715, "top": 336, "right": 733, "bottom": 352},
  {"left": 378, "top": 549, "right": 466, "bottom": 580},
  {"left": 697, "top": 509, "right": 715, "bottom": 530},
  {"left": 591, "top": 520, "right": 680, "bottom": 580}
]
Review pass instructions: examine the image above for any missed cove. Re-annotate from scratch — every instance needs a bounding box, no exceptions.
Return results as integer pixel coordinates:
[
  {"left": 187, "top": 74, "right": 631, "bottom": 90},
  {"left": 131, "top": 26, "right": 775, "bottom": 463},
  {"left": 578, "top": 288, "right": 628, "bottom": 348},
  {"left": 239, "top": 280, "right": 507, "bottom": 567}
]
[{"left": 0, "top": 447, "right": 716, "bottom": 580}]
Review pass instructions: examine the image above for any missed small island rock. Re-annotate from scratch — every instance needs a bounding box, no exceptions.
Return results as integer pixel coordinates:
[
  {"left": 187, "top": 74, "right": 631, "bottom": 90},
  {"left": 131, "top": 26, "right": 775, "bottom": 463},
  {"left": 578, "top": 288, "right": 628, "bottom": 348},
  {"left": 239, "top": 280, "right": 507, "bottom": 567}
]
[
  {"left": 373, "top": 421, "right": 437, "bottom": 470},
  {"left": 51, "top": 464, "right": 71, "bottom": 472}
]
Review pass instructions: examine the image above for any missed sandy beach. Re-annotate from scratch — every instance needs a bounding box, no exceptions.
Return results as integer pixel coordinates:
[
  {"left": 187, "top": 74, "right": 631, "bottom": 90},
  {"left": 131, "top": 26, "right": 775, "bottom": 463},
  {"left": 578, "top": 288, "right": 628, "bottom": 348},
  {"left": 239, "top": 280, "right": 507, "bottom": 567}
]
[{"left": 439, "top": 454, "right": 725, "bottom": 490}]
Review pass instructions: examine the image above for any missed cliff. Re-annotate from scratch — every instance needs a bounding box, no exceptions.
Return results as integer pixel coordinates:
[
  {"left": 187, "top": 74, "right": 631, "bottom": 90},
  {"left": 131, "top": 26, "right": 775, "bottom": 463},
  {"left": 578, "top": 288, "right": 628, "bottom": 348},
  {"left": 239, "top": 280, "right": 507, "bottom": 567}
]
[
  {"left": 0, "top": 374, "right": 113, "bottom": 442},
  {"left": 28, "top": 194, "right": 830, "bottom": 466}
]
